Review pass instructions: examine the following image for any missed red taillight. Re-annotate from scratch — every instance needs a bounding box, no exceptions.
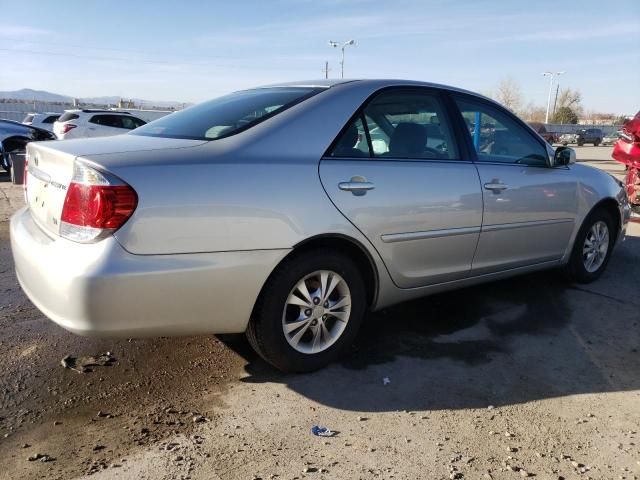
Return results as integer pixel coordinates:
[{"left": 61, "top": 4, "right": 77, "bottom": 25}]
[
  {"left": 61, "top": 184, "right": 137, "bottom": 229},
  {"left": 59, "top": 162, "right": 137, "bottom": 243},
  {"left": 61, "top": 124, "right": 77, "bottom": 134}
]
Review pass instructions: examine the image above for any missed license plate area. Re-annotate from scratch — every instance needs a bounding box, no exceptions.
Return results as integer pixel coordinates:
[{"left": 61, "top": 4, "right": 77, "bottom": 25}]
[{"left": 26, "top": 167, "right": 65, "bottom": 234}]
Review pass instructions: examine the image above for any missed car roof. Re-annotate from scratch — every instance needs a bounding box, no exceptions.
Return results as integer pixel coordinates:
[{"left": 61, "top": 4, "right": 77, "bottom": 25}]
[
  {"left": 257, "top": 78, "right": 491, "bottom": 102},
  {"left": 62, "top": 109, "right": 132, "bottom": 114}
]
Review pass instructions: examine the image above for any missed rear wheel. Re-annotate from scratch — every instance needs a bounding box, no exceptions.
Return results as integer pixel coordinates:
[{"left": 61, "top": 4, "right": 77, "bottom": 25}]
[
  {"left": 594, "top": 139, "right": 601, "bottom": 146},
  {"left": 247, "top": 250, "right": 366, "bottom": 372},
  {"left": 565, "top": 209, "right": 615, "bottom": 283}
]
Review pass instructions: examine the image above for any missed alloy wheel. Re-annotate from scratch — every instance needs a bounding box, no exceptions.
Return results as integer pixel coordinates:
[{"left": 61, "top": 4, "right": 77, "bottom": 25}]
[
  {"left": 582, "top": 220, "right": 609, "bottom": 273},
  {"left": 282, "top": 270, "right": 351, "bottom": 354}
]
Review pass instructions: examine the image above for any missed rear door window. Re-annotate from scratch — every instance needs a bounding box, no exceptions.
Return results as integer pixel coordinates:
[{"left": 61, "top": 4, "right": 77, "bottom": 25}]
[
  {"left": 329, "top": 89, "right": 459, "bottom": 160},
  {"left": 329, "top": 116, "right": 370, "bottom": 157},
  {"left": 89, "top": 115, "right": 124, "bottom": 128},
  {"left": 43, "top": 115, "right": 59, "bottom": 124},
  {"left": 364, "top": 90, "right": 458, "bottom": 159},
  {"left": 120, "top": 116, "right": 146, "bottom": 129}
]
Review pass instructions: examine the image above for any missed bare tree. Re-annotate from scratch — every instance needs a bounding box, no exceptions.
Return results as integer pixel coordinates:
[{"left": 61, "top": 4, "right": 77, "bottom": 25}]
[
  {"left": 556, "top": 88, "right": 582, "bottom": 111},
  {"left": 520, "top": 102, "right": 546, "bottom": 122},
  {"left": 494, "top": 77, "right": 523, "bottom": 112}
]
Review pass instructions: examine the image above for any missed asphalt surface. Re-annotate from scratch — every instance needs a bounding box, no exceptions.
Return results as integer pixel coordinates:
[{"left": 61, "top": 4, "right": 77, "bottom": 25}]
[{"left": 0, "top": 146, "right": 638, "bottom": 480}]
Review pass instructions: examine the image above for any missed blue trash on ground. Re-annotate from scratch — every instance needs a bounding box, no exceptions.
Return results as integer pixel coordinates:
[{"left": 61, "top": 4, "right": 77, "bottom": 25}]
[{"left": 311, "top": 425, "right": 335, "bottom": 437}]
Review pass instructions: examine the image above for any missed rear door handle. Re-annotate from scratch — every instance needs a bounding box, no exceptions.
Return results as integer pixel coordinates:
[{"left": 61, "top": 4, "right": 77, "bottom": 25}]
[
  {"left": 339, "top": 176, "right": 375, "bottom": 196},
  {"left": 484, "top": 182, "right": 508, "bottom": 192}
]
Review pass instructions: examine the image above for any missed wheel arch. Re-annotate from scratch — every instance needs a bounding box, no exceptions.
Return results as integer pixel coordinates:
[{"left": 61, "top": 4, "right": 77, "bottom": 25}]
[
  {"left": 293, "top": 234, "right": 379, "bottom": 308},
  {"left": 251, "top": 234, "right": 379, "bottom": 324},
  {"left": 572, "top": 197, "right": 622, "bottom": 247},
  {"left": 1, "top": 135, "right": 31, "bottom": 152},
  {"left": 582, "top": 197, "right": 622, "bottom": 243}
]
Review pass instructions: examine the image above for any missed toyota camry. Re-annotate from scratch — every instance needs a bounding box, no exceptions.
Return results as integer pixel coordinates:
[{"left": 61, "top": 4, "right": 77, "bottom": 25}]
[{"left": 11, "top": 79, "right": 630, "bottom": 372}]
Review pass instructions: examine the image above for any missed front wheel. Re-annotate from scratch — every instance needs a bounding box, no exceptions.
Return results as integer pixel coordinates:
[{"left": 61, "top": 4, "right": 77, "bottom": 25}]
[
  {"left": 565, "top": 209, "right": 615, "bottom": 283},
  {"left": 247, "top": 250, "right": 366, "bottom": 372}
]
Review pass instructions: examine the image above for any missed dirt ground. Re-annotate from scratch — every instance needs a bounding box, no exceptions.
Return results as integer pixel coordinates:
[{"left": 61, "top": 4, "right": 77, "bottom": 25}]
[{"left": 0, "top": 146, "right": 638, "bottom": 480}]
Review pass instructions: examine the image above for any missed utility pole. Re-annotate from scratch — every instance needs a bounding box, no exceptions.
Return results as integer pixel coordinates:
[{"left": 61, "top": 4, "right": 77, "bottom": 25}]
[
  {"left": 328, "top": 40, "right": 355, "bottom": 79},
  {"left": 322, "top": 61, "right": 330, "bottom": 79},
  {"left": 553, "top": 83, "right": 560, "bottom": 119},
  {"left": 543, "top": 71, "right": 564, "bottom": 123}
]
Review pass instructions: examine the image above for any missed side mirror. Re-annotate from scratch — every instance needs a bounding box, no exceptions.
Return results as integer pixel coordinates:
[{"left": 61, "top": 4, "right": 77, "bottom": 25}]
[{"left": 554, "top": 146, "right": 576, "bottom": 166}]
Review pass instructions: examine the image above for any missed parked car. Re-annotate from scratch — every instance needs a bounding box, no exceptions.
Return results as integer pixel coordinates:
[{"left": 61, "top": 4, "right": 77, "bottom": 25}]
[
  {"left": 53, "top": 109, "right": 147, "bottom": 140},
  {"left": 0, "top": 119, "right": 56, "bottom": 172},
  {"left": 11, "top": 80, "right": 629, "bottom": 372},
  {"left": 560, "top": 128, "right": 603, "bottom": 146},
  {"left": 22, "top": 112, "right": 61, "bottom": 132},
  {"left": 527, "top": 122, "right": 557, "bottom": 144},
  {"left": 601, "top": 131, "right": 621, "bottom": 146}
]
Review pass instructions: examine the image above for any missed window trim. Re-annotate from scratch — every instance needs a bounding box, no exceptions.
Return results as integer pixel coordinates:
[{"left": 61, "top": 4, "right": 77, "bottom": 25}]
[
  {"left": 449, "top": 92, "right": 552, "bottom": 168},
  {"left": 324, "top": 86, "right": 468, "bottom": 163}
]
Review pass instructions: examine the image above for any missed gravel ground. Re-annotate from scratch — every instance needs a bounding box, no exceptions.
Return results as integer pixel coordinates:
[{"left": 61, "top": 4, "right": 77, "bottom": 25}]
[{"left": 0, "top": 146, "right": 638, "bottom": 480}]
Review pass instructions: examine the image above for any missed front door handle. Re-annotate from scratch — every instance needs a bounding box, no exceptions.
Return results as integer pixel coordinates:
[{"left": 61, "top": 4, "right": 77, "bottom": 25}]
[
  {"left": 339, "top": 176, "right": 375, "bottom": 196},
  {"left": 484, "top": 182, "right": 508, "bottom": 192}
]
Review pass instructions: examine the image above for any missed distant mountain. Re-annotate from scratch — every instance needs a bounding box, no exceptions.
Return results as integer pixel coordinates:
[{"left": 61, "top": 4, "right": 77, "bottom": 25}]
[
  {"left": 0, "top": 89, "right": 186, "bottom": 109},
  {"left": 0, "top": 88, "right": 71, "bottom": 103}
]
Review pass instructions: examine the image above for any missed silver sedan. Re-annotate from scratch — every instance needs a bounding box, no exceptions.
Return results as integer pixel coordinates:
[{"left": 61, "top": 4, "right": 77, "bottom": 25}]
[{"left": 11, "top": 79, "right": 630, "bottom": 372}]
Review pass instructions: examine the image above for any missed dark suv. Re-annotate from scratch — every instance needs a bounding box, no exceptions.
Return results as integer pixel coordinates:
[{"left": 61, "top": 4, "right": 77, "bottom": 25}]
[{"left": 560, "top": 128, "right": 603, "bottom": 146}]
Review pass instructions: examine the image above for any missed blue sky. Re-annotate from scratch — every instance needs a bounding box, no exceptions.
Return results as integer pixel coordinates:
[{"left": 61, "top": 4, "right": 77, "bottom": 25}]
[{"left": 1, "top": 0, "right": 639, "bottom": 114}]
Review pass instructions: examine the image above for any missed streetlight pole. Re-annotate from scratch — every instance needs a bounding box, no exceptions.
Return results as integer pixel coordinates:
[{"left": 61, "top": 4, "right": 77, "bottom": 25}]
[
  {"left": 543, "top": 71, "right": 564, "bottom": 123},
  {"left": 329, "top": 40, "right": 355, "bottom": 78}
]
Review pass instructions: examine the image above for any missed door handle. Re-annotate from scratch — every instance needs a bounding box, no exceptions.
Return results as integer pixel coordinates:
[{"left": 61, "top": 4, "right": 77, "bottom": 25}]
[
  {"left": 339, "top": 176, "right": 375, "bottom": 196},
  {"left": 484, "top": 182, "right": 508, "bottom": 192}
]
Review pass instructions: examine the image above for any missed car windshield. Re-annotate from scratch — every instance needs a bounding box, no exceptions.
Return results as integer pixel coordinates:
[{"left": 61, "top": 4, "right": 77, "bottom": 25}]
[{"left": 131, "top": 87, "right": 324, "bottom": 140}]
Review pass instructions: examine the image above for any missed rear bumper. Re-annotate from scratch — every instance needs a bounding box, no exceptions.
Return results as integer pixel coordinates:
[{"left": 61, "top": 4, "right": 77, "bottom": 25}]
[{"left": 10, "top": 207, "right": 288, "bottom": 337}]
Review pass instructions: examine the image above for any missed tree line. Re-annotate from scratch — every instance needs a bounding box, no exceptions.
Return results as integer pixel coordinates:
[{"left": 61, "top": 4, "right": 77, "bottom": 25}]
[{"left": 483, "top": 77, "right": 627, "bottom": 125}]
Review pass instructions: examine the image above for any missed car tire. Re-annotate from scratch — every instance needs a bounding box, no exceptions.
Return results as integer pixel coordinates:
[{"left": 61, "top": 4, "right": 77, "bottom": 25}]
[
  {"left": 246, "top": 249, "right": 367, "bottom": 373},
  {"left": 564, "top": 208, "right": 615, "bottom": 283},
  {"left": 577, "top": 140, "right": 584, "bottom": 147},
  {"left": 594, "top": 139, "right": 601, "bottom": 146},
  {"left": 1, "top": 152, "right": 11, "bottom": 174},
  {"left": 562, "top": 142, "right": 568, "bottom": 146}
]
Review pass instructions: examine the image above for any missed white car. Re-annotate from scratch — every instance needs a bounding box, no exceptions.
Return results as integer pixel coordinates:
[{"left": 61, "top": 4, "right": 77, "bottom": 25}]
[
  {"left": 22, "top": 113, "right": 61, "bottom": 132},
  {"left": 53, "top": 110, "right": 146, "bottom": 140}
]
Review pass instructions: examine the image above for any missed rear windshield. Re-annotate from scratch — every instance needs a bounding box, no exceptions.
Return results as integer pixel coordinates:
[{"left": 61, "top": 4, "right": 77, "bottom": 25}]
[
  {"left": 58, "top": 112, "right": 79, "bottom": 122},
  {"left": 131, "top": 87, "right": 324, "bottom": 140}
]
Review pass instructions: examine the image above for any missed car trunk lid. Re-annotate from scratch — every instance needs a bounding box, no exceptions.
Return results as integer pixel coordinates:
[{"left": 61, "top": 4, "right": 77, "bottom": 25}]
[
  {"left": 25, "top": 142, "right": 76, "bottom": 237},
  {"left": 25, "top": 135, "right": 207, "bottom": 238}
]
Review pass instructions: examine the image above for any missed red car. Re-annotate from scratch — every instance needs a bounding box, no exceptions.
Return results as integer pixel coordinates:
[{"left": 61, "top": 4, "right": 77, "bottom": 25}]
[{"left": 612, "top": 111, "right": 640, "bottom": 216}]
